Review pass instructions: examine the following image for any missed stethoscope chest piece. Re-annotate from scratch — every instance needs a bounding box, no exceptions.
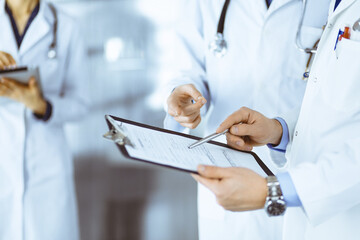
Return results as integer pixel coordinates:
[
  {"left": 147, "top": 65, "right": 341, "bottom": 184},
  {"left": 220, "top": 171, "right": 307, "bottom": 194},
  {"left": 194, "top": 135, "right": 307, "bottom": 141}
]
[
  {"left": 209, "top": 33, "right": 228, "bottom": 58},
  {"left": 48, "top": 48, "right": 57, "bottom": 59}
]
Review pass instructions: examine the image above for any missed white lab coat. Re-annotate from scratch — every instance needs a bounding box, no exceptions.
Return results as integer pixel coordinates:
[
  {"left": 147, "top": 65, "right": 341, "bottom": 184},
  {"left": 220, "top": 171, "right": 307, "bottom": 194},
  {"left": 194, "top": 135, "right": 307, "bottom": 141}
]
[
  {"left": 280, "top": 0, "right": 360, "bottom": 239},
  {"left": 163, "top": 0, "right": 330, "bottom": 239},
  {"left": 0, "top": 1, "right": 89, "bottom": 240}
]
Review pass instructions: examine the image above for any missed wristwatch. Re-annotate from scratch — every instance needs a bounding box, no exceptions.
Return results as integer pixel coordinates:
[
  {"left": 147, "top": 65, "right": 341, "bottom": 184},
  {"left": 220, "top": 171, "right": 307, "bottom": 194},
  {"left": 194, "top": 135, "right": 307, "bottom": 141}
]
[{"left": 264, "top": 176, "right": 287, "bottom": 217}]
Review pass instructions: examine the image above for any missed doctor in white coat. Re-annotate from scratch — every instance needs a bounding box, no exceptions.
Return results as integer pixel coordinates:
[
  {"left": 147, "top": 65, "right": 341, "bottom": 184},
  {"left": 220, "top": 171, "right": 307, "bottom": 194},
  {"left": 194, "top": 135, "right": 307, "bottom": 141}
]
[
  {"left": 164, "top": 0, "right": 330, "bottom": 239},
  {"left": 0, "top": 0, "right": 89, "bottom": 239},
  {"left": 193, "top": 0, "right": 360, "bottom": 239}
]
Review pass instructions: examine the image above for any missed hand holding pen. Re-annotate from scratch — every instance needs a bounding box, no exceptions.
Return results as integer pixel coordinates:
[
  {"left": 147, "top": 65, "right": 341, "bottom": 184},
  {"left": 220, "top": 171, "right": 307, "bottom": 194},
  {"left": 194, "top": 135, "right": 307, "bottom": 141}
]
[
  {"left": 216, "top": 107, "right": 283, "bottom": 151},
  {"left": 189, "top": 107, "right": 283, "bottom": 151}
]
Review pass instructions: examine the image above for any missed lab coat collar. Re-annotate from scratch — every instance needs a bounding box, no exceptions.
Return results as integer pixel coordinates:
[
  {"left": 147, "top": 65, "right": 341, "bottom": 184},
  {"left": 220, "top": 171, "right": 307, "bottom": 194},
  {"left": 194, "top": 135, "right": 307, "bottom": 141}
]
[
  {"left": 328, "top": 0, "right": 357, "bottom": 20},
  {"left": 0, "top": 0, "right": 4, "bottom": 15},
  {"left": 19, "top": 1, "right": 52, "bottom": 56},
  {"left": 267, "top": 0, "right": 297, "bottom": 14},
  {"left": 0, "top": 0, "right": 18, "bottom": 60}
]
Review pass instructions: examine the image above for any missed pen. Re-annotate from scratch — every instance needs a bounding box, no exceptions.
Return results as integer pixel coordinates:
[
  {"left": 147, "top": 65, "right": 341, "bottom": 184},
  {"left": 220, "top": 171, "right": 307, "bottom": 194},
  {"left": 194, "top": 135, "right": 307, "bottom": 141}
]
[{"left": 188, "top": 129, "right": 229, "bottom": 149}]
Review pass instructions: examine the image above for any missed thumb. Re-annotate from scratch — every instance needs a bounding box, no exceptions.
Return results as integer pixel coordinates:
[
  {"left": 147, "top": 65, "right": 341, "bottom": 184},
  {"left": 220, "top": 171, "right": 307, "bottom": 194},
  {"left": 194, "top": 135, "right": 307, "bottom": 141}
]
[
  {"left": 28, "top": 77, "right": 38, "bottom": 89},
  {"left": 197, "top": 165, "right": 228, "bottom": 179}
]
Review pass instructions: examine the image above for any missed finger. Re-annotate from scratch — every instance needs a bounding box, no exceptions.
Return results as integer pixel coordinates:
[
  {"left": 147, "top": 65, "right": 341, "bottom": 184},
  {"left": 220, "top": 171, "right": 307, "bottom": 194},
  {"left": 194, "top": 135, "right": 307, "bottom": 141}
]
[
  {"left": 0, "top": 59, "right": 6, "bottom": 70},
  {"left": 229, "top": 123, "right": 254, "bottom": 137},
  {"left": 180, "top": 114, "right": 201, "bottom": 129},
  {"left": 1, "top": 78, "right": 18, "bottom": 90},
  {"left": 168, "top": 106, "right": 180, "bottom": 117},
  {"left": 0, "top": 54, "right": 10, "bottom": 66},
  {"left": 174, "top": 112, "right": 199, "bottom": 123},
  {"left": 181, "top": 97, "right": 206, "bottom": 115},
  {"left": 4, "top": 53, "right": 16, "bottom": 66},
  {"left": 226, "top": 133, "right": 253, "bottom": 151},
  {"left": 167, "top": 95, "right": 181, "bottom": 117},
  {"left": 216, "top": 107, "right": 251, "bottom": 133},
  {"left": 28, "top": 77, "right": 37, "bottom": 88},
  {"left": 197, "top": 165, "right": 229, "bottom": 179},
  {"left": 0, "top": 83, "right": 12, "bottom": 96},
  {"left": 192, "top": 173, "right": 220, "bottom": 193},
  {"left": 183, "top": 84, "right": 203, "bottom": 100}
]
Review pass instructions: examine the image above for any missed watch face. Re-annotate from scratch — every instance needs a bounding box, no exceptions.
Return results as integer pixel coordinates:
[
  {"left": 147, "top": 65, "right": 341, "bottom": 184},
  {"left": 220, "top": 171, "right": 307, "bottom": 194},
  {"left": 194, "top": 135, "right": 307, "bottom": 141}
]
[{"left": 266, "top": 200, "right": 286, "bottom": 216}]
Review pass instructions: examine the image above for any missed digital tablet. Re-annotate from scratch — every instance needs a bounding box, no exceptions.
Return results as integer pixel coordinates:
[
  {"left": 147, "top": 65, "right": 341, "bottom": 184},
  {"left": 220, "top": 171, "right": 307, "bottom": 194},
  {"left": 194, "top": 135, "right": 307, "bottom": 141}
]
[
  {"left": 0, "top": 66, "right": 42, "bottom": 90},
  {"left": 0, "top": 66, "right": 42, "bottom": 103}
]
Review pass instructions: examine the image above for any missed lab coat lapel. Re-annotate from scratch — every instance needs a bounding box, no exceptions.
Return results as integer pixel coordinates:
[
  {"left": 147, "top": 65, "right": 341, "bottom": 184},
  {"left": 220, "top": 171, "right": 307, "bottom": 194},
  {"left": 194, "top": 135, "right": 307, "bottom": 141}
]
[
  {"left": 0, "top": 0, "right": 19, "bottom": 60},
  {"left": 19, "top": 1, "right": 51, "bottom": 56},
  {"left": 267, "top": 0, "right": 297, "bottom": 15},
  {"left": 328, "top": 0, "right": 357, "bottom": 20}
]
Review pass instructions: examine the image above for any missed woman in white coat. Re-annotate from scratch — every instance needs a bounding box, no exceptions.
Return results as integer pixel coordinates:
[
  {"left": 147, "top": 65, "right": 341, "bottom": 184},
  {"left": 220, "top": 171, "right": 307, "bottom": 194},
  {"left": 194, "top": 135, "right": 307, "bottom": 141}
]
[
  {"left": 193, "top": 1, "right": 360, "bottom": 239},
  {"left": 164, "top": 0, "right": 330, "bottom": 239},
  {"left": 0, "top": 0, "right": 89, "bottom": 239}
]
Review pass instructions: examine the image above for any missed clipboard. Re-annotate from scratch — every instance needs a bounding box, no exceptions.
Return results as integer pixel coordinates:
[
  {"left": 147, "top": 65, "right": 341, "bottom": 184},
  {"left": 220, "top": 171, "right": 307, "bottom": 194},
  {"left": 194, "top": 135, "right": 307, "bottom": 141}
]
[{"left": 104, "top": 115, "right": 273, "bottom": 176}]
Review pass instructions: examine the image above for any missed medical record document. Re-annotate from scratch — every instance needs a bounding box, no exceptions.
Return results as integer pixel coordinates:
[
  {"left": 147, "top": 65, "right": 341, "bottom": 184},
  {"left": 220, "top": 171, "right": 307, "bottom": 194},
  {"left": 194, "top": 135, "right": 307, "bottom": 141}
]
[{"left": 104, "top": 116, "right": 271, "bottom": 176}]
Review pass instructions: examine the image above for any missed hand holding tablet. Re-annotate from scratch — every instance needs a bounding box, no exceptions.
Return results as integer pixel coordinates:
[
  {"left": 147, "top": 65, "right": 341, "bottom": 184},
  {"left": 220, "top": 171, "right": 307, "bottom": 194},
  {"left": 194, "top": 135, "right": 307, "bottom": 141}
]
[{"left": 0, "top": 66, "right": 46, "bottom": 115}]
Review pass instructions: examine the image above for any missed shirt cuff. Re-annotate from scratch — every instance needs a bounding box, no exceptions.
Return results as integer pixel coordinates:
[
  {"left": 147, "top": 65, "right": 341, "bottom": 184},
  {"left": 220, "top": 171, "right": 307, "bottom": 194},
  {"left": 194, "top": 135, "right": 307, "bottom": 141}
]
[
  {"left": 33, "top": 100, "right": 52, "bottom": 122},
  {"left": 277, "top": 172, "right": 302, "bottom": 207},
  {"left": 267, "top": 117, "right": 289, "bottom": 152}
]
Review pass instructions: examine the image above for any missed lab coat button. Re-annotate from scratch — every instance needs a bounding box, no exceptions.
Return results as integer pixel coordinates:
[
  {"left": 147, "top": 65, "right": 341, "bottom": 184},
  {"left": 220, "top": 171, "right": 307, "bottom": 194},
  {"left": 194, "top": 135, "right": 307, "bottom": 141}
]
[
  {"left": 295, "top": 131, "right": 298, "bottom": 136},
  {"left": 328, "top": 23, "right": 333, "bottom": 28},
  {"left": 313, "top": 77, "right": 318, "bottom": 83}
]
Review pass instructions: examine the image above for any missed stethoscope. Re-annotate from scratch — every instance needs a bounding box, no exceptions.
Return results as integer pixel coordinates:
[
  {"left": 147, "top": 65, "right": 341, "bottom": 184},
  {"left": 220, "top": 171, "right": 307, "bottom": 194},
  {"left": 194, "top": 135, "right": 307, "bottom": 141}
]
[
  {"left": 47, "top": 3, "right": 57, "bottom": 59},
  {"left": 208, "top": 0, "right": 230, "bottom": 58},
  {"left": 209, "top": 0, "right": 318, "bottom": 60}
]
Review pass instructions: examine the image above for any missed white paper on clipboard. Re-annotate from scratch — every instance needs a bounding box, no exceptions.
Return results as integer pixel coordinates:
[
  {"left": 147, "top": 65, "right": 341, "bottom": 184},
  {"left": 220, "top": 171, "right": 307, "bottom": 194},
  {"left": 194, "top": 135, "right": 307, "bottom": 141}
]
[{"left": 105, "top": 116, "right": 271, "bottom": 176}]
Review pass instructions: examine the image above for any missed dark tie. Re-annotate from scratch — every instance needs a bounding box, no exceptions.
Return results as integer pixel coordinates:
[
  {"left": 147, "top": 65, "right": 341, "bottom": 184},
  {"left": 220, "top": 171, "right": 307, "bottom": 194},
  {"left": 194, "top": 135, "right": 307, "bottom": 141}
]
[{"left": 334, "top": 0, "right": 342, "bottom": 11}]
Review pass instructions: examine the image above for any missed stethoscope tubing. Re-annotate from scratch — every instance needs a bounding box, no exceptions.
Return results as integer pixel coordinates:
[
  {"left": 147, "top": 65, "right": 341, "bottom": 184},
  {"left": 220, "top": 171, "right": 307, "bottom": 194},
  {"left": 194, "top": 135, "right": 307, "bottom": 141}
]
[
  {"left": 217, "top": 0, "right": 231, "bottom": 34},
  {"left": 47, "top": 3, "right": 57, "bottom": 59},
  {"left": 211, "top": 0, "right": 318, "bottom": 57}
]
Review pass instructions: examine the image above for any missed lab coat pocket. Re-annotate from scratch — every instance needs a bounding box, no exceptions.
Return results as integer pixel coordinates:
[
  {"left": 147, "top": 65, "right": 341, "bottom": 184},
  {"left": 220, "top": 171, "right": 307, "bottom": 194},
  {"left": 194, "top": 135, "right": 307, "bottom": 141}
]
[
  {"left": 39, "top": 59, "right": 62, "bottom": 93},
  {"left": 321, "top": 38, "right": 360, "bottom": 113},
  {"left": 286, "top": 26, "right": 323, "bottom": 80}
]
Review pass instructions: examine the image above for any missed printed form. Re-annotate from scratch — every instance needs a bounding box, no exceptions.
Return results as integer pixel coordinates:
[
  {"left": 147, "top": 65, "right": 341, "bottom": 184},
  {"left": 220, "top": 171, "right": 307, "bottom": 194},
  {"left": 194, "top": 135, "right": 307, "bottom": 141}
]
[{"left": 121, "top": 121, "right": 266, "bottom": 176}]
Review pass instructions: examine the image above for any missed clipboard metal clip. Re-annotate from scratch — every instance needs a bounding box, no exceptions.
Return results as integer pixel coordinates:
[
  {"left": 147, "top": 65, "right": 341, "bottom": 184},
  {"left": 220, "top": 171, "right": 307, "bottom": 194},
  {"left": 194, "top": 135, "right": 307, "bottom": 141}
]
[{"left": 103, "top": 115, "right": 134, "bottom": 148}]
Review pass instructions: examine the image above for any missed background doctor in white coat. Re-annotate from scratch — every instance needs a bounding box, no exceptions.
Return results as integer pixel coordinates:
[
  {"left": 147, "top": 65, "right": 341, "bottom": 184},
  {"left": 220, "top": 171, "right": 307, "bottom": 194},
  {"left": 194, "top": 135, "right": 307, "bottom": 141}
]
[
  {"left": 193, "top": 1, "right": 360, "bottom": 239},
  {"left": 0, "top": 0, "right": 89, "bottom": 239},
  {"left": 164, "top": 0, "right": 330, "bottom": 239}
]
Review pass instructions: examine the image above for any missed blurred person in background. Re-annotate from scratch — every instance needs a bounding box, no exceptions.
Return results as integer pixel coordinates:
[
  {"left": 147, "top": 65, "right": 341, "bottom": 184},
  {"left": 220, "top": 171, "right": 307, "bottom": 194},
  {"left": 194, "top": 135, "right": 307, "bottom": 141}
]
[
  {"left": 164, "top": 0, "right": 330, "bottom": 239},
  {"left": 0, "top": 0, "right": 89, "bottom": 239}
]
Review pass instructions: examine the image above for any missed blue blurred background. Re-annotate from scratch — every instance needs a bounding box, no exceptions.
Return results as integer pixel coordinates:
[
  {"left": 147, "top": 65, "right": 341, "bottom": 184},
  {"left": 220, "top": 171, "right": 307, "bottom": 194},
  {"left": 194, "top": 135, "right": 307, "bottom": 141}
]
[{"left": 52, "top": 0, "right": 198, "bottom": 239}]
